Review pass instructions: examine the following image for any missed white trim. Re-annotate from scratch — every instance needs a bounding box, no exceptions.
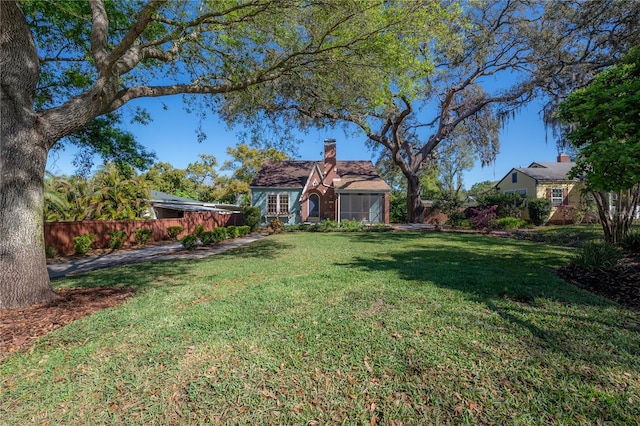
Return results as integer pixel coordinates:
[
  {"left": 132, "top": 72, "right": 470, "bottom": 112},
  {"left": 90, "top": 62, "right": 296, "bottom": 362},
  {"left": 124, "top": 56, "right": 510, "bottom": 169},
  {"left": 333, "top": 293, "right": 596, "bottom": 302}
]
[
  {"left": 300, "top": 162, "right": 325, "bottom": 195},
  {"left": 266, "top": 193, "right": 290, "bottom": 216}
]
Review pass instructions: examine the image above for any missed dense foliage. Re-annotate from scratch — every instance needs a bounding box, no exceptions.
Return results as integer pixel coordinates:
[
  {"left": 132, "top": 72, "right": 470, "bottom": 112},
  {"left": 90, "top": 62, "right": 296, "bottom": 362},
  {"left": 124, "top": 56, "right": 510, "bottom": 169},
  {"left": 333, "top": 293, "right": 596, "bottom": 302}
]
[
  {"left": 558, "top": 48, "right": 640, "bottom": 243},
  {"left": 528, "top": 198, "right": 553, "bottom": 226},
  {"left": 44, "top": 163, "right": 150, "bottom": 221}
]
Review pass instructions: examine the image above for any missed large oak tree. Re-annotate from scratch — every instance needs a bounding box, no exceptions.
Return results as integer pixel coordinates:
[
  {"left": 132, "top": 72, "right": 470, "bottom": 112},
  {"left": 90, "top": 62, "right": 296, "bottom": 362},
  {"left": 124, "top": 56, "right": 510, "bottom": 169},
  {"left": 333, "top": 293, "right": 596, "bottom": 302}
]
[{"left": 0, "top": 0, "right": 454, "bottom": 308}]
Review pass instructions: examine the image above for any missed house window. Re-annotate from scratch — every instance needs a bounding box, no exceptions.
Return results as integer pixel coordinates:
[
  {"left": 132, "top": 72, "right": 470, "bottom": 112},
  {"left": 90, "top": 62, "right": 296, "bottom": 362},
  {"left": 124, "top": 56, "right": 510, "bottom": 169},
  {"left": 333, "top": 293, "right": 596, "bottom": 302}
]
[
  {"left": 512, "top": 172, "right": 518, "bottom": 183},
  {"left": 267, "top": 195, "right": 278, "bottom": 214},
  {"left": 267, "top": 194, "right": 289, "bottom": 215},
  {"left": 279, "top": 194, "right": 289, "bottom": 214},
  {"left": 551, "top": 188, "right": 564, "bottom": 205}
]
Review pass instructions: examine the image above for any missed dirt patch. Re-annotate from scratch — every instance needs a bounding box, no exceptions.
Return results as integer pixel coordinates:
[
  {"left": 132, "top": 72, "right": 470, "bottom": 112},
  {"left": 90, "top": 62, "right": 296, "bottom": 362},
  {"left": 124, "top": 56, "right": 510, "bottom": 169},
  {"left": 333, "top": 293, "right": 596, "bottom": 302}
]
[{"left": 1, "top": 287, "right": 135, "bottom": 353}]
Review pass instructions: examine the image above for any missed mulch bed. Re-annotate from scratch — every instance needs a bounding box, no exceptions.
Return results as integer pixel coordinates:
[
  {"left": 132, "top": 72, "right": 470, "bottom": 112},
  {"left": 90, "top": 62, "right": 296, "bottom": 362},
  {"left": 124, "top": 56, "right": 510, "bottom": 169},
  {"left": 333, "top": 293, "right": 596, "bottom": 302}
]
[
  {"left": 1, "top": 287, "right": 135, "bottom": 353},
  {"left": 557, "top": 253, "right": 640, "bottom": 312}
]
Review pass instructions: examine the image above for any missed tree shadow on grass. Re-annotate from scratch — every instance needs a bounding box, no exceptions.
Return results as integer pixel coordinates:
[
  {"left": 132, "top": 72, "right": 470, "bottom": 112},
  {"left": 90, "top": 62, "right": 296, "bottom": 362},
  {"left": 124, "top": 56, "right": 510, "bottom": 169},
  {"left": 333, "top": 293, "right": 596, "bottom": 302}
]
[
  {"left": 216, "top": 239, "right": 294, "bottom": 260},
  {"left": 52, "top": 259, "right": 195, "bottom": 293},
  {"left": 53, "top": 239, "right": 294, "bottom": 293},
  {"left": 341, "top": 232, "right": 640, "bottom": 368}
]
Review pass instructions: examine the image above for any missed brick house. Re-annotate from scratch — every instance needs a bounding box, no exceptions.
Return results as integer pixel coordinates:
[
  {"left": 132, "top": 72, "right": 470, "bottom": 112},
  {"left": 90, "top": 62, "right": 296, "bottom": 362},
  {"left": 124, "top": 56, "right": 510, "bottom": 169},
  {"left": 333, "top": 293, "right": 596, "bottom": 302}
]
[{"left": 250, "top": 139, "right": 391, "bottom": 225}]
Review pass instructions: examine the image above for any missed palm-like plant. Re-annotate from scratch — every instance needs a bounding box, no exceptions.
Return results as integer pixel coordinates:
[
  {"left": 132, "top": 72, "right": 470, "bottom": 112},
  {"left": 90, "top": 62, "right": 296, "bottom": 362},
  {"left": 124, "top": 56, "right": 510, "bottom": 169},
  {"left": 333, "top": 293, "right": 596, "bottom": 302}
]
[{"left": 44, "top": 164, "right": 151, "bottom": 221}]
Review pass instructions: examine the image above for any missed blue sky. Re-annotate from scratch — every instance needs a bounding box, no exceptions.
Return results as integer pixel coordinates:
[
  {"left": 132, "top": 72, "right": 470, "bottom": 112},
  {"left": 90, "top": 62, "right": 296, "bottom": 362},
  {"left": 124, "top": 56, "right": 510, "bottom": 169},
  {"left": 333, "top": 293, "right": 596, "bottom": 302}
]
[{"left": 46, "top": 96, "right": 561, "bottom": 190}]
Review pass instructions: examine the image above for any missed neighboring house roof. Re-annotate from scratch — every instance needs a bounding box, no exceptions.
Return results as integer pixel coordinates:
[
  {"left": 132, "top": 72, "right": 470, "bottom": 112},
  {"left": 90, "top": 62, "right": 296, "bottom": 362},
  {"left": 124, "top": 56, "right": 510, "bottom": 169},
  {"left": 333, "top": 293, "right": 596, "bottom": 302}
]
[
  {"left": 149, "top": 190, "right": 200, "bottom": 203},
  {"left": 148, "top": 190, "right": 241, "bottom": 212},
  {"left": 516, "top": 161, "right": 579, "bottom": 181},
  {"left": 251, "top": 160, "right": 391, "bottom": 192}
]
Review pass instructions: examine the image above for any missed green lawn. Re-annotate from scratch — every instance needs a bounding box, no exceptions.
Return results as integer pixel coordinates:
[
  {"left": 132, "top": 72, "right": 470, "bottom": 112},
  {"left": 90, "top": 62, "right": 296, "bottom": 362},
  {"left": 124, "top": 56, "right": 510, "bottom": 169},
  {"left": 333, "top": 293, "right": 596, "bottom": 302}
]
[{"left": 2, "top": 232, "right": 639, "bottom": 425}]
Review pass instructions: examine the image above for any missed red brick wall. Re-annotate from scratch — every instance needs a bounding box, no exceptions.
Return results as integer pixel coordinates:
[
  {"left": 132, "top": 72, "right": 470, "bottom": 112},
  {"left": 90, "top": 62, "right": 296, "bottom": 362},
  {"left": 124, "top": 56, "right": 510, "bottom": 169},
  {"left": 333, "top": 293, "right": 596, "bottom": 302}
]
[{"left": 44, "top": 211, "right": 244, "bottom": 255}]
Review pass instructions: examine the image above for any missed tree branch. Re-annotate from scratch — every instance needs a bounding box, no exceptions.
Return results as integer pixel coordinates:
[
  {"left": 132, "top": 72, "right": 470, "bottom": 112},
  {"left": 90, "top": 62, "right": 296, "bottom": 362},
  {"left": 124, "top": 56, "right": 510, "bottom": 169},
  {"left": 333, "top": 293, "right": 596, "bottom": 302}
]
[{"left": 88, "top": 0, "right": 109, "bottom": 72}]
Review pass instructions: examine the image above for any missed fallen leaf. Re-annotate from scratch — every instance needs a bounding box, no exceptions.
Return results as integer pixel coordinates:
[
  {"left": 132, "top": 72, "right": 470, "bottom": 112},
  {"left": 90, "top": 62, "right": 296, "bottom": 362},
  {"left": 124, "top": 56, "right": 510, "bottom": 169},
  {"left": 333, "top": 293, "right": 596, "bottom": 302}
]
[{"left": 364, "top": 356, "right": 373, "bottom": 373}]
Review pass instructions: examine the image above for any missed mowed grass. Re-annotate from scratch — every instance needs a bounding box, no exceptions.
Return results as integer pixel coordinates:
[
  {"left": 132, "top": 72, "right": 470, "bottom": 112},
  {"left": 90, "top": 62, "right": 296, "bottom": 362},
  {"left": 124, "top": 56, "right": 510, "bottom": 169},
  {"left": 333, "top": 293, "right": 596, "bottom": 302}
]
[{"left": 2, "top": 232, "right": 640, "bottom": 425}]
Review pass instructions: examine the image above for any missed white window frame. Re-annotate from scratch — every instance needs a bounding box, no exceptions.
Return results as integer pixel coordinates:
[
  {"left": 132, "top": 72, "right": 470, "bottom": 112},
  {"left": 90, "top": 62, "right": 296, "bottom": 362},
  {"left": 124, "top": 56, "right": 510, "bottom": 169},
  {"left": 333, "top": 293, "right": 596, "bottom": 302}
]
[
  {"left": 551, "top": 188, "right": 564, "bottom": 206},
  {"left": 267, "top": 193, "right": 289, "bottom": 215}
]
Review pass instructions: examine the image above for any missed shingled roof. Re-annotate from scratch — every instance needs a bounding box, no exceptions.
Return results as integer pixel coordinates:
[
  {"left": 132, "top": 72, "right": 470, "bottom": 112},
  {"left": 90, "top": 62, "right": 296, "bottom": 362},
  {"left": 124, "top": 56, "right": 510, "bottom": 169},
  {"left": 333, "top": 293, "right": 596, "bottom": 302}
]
[
  {"left": 251, "top": 160, "right": 390, "bottom": 192},
  {"left": 333, "top": 161, "right": 391, "bottom": 192},
  {"left": 250, "top": 161, "right": 316, "bottom": 188},
  {"left": 516, "top": 161, "right": 579, "bottom": 181}
]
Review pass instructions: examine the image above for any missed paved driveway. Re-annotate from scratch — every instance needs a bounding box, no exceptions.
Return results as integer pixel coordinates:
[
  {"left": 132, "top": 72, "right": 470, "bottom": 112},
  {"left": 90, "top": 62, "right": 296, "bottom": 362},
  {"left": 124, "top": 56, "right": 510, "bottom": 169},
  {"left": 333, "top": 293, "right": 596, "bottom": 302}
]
[{"left": 48, "top": 234, "right": 266, "bottom": 278}]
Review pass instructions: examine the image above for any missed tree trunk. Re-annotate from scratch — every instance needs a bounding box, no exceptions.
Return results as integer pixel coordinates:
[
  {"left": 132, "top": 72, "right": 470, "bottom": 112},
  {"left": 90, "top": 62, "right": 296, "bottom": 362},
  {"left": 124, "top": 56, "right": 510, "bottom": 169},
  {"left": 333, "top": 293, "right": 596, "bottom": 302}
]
[
  {"left": 0, "top": 125, "right": 57, "bottom": 309},
  {"left": 592, "top": 188, "right": 639, "bottom": 244},
  {"left": 406, "top": 173, "right": 425, "bottom": 223},
  {"left": 1, "top": 1, "right": 58, "bottom": 308}
]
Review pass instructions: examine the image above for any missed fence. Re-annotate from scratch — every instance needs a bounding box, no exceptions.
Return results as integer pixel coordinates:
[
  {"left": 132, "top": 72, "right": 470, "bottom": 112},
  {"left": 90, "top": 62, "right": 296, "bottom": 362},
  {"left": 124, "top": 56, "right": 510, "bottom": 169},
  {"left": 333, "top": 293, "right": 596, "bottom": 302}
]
[{"left": 45, "top": 211, "right": 244, "bottom": 255}]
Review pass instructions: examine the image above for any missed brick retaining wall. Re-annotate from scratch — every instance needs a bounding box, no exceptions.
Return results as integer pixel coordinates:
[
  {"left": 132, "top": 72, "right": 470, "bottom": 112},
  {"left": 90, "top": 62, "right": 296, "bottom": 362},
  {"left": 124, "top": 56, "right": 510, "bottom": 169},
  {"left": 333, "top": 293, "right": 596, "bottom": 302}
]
[{"left": 45, "top": 211, "right": 243, "bottom": 255}]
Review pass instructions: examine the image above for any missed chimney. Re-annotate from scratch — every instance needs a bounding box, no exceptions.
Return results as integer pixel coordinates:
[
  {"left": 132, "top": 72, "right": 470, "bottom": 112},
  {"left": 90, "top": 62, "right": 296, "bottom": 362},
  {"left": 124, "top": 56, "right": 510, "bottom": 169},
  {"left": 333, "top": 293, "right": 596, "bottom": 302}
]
[
  {"left": 557, "top": 153, "right": 570, "bottom": 163},
  {"left": 324, "top": 138, "right": 336, "bottom": 174}
]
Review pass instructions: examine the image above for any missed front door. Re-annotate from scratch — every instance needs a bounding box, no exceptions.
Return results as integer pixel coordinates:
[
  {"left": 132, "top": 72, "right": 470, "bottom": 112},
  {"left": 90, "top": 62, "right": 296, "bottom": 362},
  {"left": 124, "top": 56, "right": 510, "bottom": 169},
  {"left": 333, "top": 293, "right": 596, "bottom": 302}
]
[{"left": 308, "top": 193, "right": 320, "bottom": 221}]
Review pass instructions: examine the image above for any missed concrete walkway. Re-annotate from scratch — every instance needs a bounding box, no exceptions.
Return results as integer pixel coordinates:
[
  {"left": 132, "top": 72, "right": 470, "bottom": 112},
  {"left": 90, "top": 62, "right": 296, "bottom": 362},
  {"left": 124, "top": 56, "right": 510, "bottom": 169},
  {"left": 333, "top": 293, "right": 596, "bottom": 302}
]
[
  {"left": 390, "top": 223, "right": 438, "bottom": 231},
  {"left": 47, "top": 233, "right": 267, "bottom": 279}
]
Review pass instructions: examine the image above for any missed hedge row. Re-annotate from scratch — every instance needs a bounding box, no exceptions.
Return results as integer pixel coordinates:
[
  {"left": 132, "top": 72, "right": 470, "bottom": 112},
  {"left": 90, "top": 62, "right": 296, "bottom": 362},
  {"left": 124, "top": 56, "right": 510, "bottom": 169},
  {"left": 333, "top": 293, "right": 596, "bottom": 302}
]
[{"left": 180, "top": 225, "right": 251, "bottom": 250}]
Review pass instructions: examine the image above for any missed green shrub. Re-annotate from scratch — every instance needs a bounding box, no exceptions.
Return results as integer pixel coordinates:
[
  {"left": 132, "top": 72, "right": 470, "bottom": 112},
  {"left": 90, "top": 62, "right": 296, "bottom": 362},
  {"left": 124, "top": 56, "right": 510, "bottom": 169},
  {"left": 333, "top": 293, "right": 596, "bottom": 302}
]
[
  {"left": 199, "top": 231, "right": 216, "bottom": 245},
  {"left": 134, "top": 228, "right": 153, "bottom": 245},
  {"left": 497, "top": 217, "right": 528, "bottom": 230},
  {"left": 621, "top": 231, "right": 640, "bottom": 252},
  {"left": 243, "top": 206, "right": 261, "bottom": 232},
  {"left": 167, "top": 226, "right": 184, "bottom": 240},
  {"left": 237, "top": 225, "right": 251, "bottom": 237},
  {"left": 528, "top": 198, "right": 552, "bottom": 226},
  {"left": 180, "top": 234, "right": 200, "bottom": 250},
  {"left": 73, "top": 234, "right": 96, "bottom": 255},
  {"left": 227, "top": 225, "right": 240, "bottom": 239},
  {"left": 193, "top": 225, "right": 205, "bottom": 237},
  {"left": 389, "top": 192, "right": 408, "bottom": 223},
  {"left": 45, "top": 245, "right": 57, "bottom": 259},
  {"left": 313, "top": 219, "right": 339, "bottom": 232},
  {"left": 108, "top": 230, "right": 127, "bottom": 250},
  {"left": 572, "top": 241, "right": 622, "bottom": 270},
  {"left": 340, "top": 219, "right": 364, "bottom": 231},
  {"left": 213, "top": 227, "right": 227, "bottom": 243},
  {"left": 446, "top": 211, "right": 466, "bottom": 227}
]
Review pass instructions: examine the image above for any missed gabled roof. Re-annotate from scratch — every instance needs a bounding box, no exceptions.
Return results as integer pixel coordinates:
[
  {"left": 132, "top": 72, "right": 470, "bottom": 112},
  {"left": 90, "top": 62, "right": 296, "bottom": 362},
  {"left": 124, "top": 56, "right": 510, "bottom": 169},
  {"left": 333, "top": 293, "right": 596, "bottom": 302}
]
[
  {"left": 250, "top": 161, "right": 316, "bottom": 188},
  {"left": 516, "top": 161, "right": 578, "bottom": 181},
  {"left": 250, "top": 160, "right": 390, "bottom": 192}
]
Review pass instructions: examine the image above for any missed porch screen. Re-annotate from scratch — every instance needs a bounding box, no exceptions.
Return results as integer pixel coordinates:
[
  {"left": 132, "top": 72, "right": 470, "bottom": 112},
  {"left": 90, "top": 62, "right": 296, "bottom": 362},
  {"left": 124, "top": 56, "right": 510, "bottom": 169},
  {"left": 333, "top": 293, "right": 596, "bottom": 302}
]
[{"left": 339, "top": 194, "right": 383, "bottom": 223}]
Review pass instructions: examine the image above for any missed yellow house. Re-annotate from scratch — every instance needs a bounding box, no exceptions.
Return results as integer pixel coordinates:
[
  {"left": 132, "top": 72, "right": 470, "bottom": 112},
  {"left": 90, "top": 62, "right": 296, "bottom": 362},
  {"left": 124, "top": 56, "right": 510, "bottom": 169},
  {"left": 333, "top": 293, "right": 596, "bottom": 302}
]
[{"left": 495, "top": 154, "right": 585, "bottom": 223}]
